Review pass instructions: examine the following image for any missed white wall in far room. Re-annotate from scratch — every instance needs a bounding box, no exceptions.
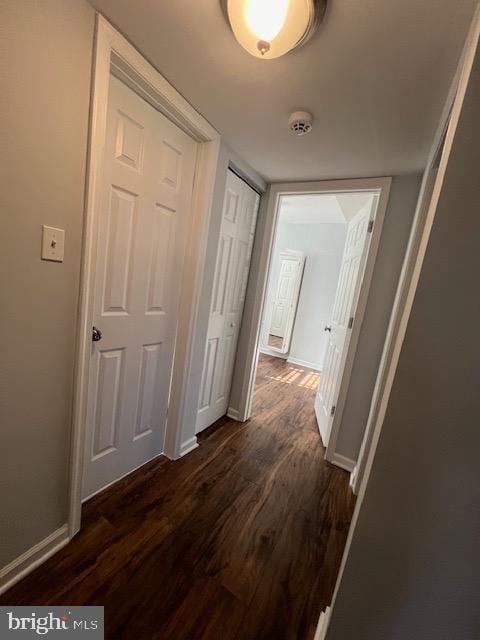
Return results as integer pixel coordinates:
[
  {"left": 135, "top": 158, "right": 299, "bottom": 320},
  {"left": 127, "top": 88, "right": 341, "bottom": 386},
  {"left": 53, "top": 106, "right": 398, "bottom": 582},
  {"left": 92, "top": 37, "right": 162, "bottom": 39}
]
[{"left": 265, "top": 221, "right": 347, "bottom": 370}]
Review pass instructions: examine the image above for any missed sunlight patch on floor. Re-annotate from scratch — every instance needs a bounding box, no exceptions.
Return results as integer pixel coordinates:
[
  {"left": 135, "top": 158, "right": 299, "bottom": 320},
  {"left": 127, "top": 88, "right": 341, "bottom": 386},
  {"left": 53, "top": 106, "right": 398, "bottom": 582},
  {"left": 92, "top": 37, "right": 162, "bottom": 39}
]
[{"left": 268, "top": 365, "right": 320, "bottom": 390}]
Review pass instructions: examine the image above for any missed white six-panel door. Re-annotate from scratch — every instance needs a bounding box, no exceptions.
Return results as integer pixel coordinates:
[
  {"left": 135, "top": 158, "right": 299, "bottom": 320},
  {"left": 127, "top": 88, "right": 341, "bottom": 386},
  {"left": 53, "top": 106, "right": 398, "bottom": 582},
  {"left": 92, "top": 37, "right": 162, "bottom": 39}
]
[
  {"left": 270, "top": 254, "right": 303, "bottom": 338},
  {"left": 196, "top": 171, "right": 259, "bottom": 432},
  {"left": 82, "top": 75, "right": 197, "bottom": 498},
  {"left": 315, "top": 202, "right": 373, "bottom": 446}
]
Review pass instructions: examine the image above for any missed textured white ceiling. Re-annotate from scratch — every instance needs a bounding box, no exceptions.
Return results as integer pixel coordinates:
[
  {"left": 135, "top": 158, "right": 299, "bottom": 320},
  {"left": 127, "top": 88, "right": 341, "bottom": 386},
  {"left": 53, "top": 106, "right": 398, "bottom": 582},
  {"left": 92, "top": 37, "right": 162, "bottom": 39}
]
[
  {"left": 280, "top": 192, "right": 373, "bottom": 224},
  {"left": 90, "top": 0, "right": 476, "bottom": 181}
]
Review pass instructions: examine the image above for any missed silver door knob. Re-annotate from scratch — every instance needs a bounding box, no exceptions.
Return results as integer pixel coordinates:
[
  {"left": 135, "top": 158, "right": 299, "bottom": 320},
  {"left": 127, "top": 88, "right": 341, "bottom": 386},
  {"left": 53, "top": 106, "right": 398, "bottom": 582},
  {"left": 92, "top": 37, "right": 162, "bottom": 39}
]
[
  {"left": 92, "top": 326, "right": 103, "bottom": 342},
  {"left": 324, "top": 326, "right": 332, "bottom": 332}
]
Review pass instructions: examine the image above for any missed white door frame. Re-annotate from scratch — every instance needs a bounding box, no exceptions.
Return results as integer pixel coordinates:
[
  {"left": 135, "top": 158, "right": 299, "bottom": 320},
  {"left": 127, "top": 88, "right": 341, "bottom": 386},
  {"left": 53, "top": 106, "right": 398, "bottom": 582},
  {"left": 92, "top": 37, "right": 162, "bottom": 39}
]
[
  {"left": 316, "top": 8, "right": 479, "bottom": 638},
  {"left": 68, "top": 15, "right": 220, "bottom": 536},
  {"left": 235, "top": 178, "right": 391, "bottom": 443}
]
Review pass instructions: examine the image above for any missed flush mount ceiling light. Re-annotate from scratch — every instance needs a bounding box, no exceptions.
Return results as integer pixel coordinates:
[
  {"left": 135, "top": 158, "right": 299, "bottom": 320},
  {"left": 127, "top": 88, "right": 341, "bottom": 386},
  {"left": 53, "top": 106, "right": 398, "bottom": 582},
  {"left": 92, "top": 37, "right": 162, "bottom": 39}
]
[{"left": 221, "top": 0, "right": 326, "bottom": 59}]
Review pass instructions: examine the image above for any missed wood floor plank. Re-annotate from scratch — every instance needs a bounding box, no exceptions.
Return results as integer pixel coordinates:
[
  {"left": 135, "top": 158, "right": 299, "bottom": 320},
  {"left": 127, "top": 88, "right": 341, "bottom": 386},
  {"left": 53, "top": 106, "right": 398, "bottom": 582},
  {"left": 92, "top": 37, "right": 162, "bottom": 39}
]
[{"left": 0, "top": 354, "right": 355, "bottom": 640}]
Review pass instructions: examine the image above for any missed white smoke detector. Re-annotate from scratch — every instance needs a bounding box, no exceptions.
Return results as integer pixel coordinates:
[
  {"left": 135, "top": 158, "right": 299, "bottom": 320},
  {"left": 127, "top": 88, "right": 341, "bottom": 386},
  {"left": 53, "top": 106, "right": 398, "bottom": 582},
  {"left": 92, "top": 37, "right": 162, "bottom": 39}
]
[{"left": 289, "top": 111, "right": 314, "bottom": 136}]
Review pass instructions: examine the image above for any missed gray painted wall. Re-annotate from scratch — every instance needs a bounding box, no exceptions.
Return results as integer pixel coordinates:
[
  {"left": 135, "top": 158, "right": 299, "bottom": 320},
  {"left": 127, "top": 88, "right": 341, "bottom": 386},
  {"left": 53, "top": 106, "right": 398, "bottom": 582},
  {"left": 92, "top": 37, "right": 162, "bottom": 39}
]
[
  {"left": 335, "top": 174, "right": 421, "bottom": 461},
  {"left": 0, "top": 0, "right": 95, "bottom": 567},
  {"left": 327, "top": 36, "right": 480, "bottom": 640}
]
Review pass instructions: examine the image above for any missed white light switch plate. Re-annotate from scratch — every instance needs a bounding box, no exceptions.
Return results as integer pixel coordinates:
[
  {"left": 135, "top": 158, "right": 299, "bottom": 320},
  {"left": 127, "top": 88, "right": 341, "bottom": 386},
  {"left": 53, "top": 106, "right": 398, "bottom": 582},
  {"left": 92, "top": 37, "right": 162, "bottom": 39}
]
[{"left": 42, "top": 225, "right": 65, "bottom": 262}]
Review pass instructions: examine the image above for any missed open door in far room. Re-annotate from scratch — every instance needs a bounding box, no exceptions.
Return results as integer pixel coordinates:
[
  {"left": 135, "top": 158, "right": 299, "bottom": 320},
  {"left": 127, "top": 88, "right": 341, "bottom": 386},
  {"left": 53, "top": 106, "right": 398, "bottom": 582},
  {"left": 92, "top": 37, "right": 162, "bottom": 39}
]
[{"left": 315, "top": 196, "right": 379, "bottom": 447}]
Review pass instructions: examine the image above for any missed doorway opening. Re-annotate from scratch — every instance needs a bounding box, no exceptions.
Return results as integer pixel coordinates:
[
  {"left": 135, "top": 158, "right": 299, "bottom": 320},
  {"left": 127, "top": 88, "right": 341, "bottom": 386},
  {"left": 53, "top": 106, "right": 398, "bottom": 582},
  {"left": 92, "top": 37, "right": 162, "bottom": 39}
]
[{"left": 248, "top": 184, "right": 387, "bottom": 471}]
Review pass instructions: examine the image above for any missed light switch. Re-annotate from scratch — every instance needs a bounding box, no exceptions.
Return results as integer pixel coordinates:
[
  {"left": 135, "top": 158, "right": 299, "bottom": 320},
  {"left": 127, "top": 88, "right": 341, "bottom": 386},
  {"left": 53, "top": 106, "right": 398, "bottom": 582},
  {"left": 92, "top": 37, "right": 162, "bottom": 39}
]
[{"left": 42, "top": 225, "right": 65, "bottom": 262}]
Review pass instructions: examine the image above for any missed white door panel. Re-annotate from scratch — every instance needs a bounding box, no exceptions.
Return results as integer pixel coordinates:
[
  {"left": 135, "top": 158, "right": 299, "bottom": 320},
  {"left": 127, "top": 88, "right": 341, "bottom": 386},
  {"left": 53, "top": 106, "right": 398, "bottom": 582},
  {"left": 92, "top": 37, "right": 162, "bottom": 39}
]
[
  {"left": 83, "top": 75, "right": 197, "bottom": 498},
  {"left": 315, "top": 204, "right": 373, "bottom": 445},
  {"left": 270, "top": 256, "right": 301, "bottom": 337},
  {"left": 196, "top": 171, "right": 260, "bottom": 432},
  {"left": 263, "top": 252, "right": 305, "bottom": 353}
]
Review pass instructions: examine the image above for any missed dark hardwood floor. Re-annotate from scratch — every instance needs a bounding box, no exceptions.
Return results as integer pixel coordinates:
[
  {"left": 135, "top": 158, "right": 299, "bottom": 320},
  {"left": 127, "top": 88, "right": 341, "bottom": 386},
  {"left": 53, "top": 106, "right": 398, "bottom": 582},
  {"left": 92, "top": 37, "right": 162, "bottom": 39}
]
[{"left": 1, "top": 354, "right": 355, "bottom": 640}]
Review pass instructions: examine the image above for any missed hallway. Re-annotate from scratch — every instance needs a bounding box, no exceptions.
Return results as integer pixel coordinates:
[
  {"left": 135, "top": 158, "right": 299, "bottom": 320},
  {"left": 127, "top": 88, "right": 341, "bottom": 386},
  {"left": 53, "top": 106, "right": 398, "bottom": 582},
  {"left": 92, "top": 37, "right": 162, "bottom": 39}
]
[{"left": 1, "top": 355, "right": 355, "bottom": 640}]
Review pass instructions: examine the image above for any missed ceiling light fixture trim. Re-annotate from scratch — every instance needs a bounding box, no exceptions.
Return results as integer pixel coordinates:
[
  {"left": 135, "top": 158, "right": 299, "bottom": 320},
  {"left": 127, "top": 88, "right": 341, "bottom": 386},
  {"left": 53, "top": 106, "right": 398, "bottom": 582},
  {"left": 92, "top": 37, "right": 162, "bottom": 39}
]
[{"left": 221, "top": 0, "right": 327, "bottom": 60}]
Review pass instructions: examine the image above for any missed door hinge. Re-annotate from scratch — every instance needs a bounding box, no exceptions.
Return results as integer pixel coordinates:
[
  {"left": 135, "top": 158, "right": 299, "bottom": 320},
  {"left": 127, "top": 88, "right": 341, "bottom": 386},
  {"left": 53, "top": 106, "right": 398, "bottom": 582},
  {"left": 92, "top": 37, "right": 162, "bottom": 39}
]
[
  {"left": 330, "top": 405, "right": 336, "bottom": 417},
  {"left": 348, "top": 316, "right": 354, "bottom": 329},
  {"left": 368, "top": 220, "right": 374, "bottom": 233}
]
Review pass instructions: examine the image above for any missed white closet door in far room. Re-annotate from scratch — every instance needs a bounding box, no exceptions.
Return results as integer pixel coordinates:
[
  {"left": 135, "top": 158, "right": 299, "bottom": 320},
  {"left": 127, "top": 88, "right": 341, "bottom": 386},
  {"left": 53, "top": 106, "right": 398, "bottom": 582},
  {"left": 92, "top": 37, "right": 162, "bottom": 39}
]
[
  {"left": 268, "top": 253, "right": 305, "bottom": 353},
  {"left": 196, "top": 170, "right": 260, "bottom": 432}
]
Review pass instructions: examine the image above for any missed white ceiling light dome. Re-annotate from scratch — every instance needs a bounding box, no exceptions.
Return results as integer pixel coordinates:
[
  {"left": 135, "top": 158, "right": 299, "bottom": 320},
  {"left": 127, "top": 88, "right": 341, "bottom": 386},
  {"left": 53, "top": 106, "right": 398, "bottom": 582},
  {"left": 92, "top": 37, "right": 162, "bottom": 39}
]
[{"left": 223, "top": 0, "right": 327, "bottom": 59}]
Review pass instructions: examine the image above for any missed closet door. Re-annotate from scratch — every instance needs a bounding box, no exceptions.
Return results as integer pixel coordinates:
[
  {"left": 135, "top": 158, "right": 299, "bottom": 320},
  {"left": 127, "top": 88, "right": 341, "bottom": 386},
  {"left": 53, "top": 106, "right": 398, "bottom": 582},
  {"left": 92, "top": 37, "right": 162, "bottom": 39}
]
[
  {"left": 268, "top": 253, "right": 305, "bottom": 349},
  {"left": 196, "top": 171, "right": 259, "bottom": 432}
]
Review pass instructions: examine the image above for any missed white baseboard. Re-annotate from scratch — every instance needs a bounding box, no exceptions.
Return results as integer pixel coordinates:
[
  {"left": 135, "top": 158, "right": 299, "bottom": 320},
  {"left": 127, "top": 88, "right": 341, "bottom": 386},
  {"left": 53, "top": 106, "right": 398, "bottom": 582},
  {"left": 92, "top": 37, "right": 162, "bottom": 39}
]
[
  {"left": 0, "top": 524, "right": 70, "bottom": 596},
  {"left": 286, "top": 356, "right": 322, "bottom": 371},
  {"left": 227, "top": 408, "right": 239, "bottom": 420},
  {"left": 314, "top": 606, "right": 331, "bottom": 640},
  {"left": 178, "top": 436, "right": 198, "bottom": 458},
  {"left": 330, "top": 452, "right": 356, "bottom": 473}
]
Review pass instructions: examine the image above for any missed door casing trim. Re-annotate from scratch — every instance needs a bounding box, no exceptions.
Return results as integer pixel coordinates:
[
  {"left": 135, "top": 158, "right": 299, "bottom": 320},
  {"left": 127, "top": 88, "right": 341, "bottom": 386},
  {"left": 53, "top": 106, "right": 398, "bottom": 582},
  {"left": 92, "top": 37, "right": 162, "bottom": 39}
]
[{"left": 69, "top": 14, "right": 220, "bottom": 537}]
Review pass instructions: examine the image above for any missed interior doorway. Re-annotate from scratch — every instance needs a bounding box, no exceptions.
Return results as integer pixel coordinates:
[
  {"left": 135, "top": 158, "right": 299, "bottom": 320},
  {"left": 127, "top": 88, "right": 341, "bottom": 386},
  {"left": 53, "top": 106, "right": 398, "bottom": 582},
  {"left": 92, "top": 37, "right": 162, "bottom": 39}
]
[{"left": 250, "top": 184, "right": 387, "bottom": 468}]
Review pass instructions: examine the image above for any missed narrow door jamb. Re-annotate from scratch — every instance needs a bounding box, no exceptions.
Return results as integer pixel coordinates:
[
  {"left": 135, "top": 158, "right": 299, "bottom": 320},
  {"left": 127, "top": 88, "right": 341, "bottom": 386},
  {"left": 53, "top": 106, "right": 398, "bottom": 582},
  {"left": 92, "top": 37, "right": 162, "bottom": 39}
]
[{"left": 68, "top": 15, "right": 220, "bottom": 537}]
